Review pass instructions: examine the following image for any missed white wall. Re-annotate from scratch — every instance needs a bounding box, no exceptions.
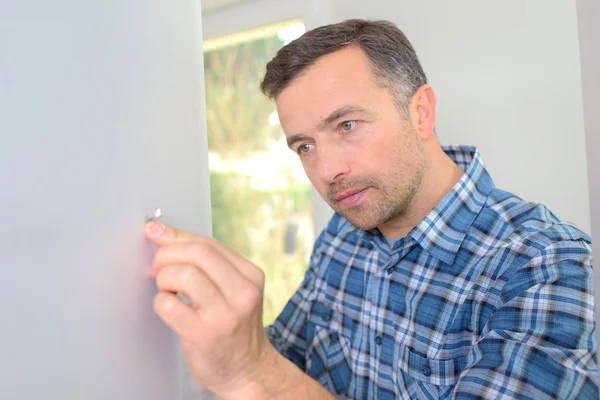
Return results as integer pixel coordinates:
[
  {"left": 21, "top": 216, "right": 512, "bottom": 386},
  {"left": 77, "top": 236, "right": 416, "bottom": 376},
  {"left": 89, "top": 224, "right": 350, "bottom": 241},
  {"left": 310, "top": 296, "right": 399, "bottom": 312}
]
[
  {"left": 576, "top": 0, "right": 600, "bottom": 349},
  {"left": 0, "top": 1, "right": 213, "bottom": 398}
]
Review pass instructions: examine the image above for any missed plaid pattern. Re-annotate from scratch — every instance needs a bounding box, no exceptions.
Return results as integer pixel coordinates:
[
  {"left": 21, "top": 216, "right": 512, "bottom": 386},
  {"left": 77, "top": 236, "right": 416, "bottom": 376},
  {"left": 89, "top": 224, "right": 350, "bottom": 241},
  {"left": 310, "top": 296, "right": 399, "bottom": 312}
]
[{"left": 266, "top": 146, "right": 598, "bottom": 399}]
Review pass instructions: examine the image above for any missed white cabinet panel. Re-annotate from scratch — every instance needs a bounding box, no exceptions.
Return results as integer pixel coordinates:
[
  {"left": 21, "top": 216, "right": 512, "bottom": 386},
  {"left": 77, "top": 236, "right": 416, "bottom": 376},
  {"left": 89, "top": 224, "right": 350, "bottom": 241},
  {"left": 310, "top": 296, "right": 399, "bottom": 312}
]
[{"left": 0, "top": 1, "right": 212, "bottom": 398}]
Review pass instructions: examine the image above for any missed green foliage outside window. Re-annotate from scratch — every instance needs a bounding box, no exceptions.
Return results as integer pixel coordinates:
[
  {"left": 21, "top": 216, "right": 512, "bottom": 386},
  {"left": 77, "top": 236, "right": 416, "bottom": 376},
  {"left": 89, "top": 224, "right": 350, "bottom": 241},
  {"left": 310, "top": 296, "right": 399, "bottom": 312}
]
[{"left": 204, "top": 25, "right": 313, "bottom": 326}]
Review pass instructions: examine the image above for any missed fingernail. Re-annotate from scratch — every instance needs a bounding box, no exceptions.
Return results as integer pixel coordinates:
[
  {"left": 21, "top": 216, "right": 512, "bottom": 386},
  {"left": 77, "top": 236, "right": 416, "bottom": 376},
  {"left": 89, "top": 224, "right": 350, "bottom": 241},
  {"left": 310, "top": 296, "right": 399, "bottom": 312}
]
[{"left": 146, "top": 221, "right": 166, "bottom": 237}]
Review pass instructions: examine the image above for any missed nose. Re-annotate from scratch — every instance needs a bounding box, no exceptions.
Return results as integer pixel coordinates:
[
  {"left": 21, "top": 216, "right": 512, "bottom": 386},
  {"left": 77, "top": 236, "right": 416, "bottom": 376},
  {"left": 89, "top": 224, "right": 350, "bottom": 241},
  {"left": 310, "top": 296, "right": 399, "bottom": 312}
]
[{"left": 317, "top": 143, "right": 350, "bottom": 184}]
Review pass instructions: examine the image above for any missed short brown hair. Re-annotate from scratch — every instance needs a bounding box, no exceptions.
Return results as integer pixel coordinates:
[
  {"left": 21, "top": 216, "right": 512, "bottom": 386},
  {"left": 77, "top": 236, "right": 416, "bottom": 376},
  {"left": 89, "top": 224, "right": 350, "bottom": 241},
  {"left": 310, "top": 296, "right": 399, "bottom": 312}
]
[{"left": 260, "top": 19, "right": 427, "bottom": 116}]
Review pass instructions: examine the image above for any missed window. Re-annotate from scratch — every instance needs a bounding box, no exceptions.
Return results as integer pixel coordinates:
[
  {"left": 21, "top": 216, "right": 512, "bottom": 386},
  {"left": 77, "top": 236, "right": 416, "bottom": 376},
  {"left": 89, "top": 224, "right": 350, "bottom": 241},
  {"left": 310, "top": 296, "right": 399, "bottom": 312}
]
[{"left": 203, "top": 20, "right": 312, "bottom": 326}]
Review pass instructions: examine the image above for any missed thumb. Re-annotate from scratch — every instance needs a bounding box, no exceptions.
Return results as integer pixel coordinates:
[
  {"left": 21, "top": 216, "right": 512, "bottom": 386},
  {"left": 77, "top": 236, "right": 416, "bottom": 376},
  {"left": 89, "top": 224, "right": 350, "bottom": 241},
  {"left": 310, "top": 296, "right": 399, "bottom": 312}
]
[{"left": 144, "top": 221, "right": 198, "bottom": 245}]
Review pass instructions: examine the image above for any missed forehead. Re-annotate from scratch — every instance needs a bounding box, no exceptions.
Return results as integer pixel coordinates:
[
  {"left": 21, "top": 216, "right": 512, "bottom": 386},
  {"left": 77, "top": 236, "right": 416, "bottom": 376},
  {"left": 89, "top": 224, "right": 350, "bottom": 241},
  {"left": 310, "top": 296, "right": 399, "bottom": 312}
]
[{"left": 275, "top": 46, "right": 384, "bottom": 132}]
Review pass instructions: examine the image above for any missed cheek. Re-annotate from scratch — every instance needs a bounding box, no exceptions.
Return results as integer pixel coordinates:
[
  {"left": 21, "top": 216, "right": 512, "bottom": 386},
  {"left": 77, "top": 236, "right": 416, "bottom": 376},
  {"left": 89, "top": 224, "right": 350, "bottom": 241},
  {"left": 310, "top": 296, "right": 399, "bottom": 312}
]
[
  {"left": 356, "top": 138, "right": 394, "bottom": 173},
  {"left": 362, "top": 124, "right": 416, "bottom": 173}
]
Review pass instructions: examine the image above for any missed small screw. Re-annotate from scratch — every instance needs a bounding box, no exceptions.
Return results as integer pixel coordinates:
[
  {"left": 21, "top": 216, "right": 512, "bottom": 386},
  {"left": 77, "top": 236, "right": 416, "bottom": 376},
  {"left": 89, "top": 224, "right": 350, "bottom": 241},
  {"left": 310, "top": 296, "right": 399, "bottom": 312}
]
[{"left": 147, "top": 208, "right": 162, "bottom": 222}]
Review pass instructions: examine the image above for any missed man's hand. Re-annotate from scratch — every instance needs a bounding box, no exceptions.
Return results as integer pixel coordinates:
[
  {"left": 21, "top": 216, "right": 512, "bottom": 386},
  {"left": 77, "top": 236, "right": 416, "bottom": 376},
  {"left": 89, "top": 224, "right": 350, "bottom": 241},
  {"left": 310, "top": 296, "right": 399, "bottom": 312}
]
[{"left": 144, "top": 221, "right": 278, "bottom": 398}]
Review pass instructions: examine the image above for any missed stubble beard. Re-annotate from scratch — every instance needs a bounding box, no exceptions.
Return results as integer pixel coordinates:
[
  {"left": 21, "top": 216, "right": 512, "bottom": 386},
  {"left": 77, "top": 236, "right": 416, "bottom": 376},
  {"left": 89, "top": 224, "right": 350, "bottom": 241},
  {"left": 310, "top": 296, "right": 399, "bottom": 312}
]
[{"left": 327, "top": 133, "right": 426, "bottom": 231}]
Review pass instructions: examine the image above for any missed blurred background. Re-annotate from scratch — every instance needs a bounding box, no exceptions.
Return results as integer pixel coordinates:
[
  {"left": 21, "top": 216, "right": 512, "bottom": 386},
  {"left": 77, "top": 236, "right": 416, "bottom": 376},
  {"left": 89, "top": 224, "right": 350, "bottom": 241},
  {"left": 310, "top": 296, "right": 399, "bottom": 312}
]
[
  {"left": 202, "top": 20, "right": 312, "bottom": 325},
  {"left": 201, "top": 0, "right": 599, "bottom": 330}
]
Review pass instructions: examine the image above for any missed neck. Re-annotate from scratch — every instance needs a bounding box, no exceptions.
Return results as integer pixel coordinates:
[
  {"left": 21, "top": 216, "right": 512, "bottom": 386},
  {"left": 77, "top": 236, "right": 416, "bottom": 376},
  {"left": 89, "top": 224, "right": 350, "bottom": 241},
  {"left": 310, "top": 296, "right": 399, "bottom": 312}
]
[{"left": 378, "top": 145, "right": 464, "bottom": 238}]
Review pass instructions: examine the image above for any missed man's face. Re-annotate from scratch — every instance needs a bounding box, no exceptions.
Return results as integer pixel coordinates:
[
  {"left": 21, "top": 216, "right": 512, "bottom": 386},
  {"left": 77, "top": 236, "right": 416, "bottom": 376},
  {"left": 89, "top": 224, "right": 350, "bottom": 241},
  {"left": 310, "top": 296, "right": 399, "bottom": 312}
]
[{"left": 276, "top": 46, "right": 426, "bottom": 231}]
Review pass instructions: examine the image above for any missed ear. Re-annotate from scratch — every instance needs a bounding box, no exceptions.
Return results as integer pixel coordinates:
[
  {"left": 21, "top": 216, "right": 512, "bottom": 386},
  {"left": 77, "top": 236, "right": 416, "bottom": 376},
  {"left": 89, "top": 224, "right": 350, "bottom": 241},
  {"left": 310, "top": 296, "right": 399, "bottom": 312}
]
[{"left": 409, "top": 84, "right": 437, "bottom": 140}]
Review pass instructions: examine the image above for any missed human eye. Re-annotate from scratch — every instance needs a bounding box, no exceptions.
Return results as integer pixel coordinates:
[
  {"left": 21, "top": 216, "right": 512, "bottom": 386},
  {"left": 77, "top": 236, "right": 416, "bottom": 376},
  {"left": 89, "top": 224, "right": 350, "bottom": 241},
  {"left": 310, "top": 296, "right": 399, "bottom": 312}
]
[
  {"left": 340, "top": 120, "right": 358, "bottom": 132},
  {"left": 297, "top": 143, "right": 314, "bottom": 156}
]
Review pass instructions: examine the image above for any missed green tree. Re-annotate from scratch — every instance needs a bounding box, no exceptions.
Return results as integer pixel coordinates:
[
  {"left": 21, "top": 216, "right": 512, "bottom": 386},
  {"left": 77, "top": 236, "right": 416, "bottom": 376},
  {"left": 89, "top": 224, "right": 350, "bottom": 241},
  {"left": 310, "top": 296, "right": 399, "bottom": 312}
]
[{"left": 204, "top": 37, "right": 283, "bottom": 154}]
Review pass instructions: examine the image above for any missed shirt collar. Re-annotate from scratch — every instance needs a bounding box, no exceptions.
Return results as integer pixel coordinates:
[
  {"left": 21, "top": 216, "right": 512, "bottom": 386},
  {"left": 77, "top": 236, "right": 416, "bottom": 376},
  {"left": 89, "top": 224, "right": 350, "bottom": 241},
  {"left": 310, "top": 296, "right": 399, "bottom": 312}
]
[
  {"left": 408, "top": 145, "right": 494, "bottom": 265},
  {"left": 340, "top": 145, "right": 495, "bottom": 265}
]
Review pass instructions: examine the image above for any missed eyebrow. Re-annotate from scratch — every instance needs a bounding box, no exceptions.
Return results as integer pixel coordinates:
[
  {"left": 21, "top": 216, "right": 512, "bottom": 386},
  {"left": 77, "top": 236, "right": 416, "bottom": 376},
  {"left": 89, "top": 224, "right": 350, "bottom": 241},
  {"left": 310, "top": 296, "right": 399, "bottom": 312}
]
[
  {"left": 286, "top": 105, "right": 370, "bottom": 149},
  {"left": 287, "top": 134, "right": 311, "bottom": 149},
  {"left": 320, "top": 105, "right": 369, "bottom": 129}
]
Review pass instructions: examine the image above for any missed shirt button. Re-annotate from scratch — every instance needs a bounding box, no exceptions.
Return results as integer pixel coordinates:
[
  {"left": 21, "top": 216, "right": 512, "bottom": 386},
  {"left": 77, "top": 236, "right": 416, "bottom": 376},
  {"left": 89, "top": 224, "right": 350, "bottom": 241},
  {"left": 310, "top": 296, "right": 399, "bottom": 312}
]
[
  {"left": 385, "top": 266, "right": 394, "bottom": 274},
  {"left": 421, "top": 365, "right": 432, "bottom": 376},
  {"left": 321, "top": 312, "right": 332, "bottom": 322},
  {"left": 375, "top": 336, "right": 382, "bottom": 345}
]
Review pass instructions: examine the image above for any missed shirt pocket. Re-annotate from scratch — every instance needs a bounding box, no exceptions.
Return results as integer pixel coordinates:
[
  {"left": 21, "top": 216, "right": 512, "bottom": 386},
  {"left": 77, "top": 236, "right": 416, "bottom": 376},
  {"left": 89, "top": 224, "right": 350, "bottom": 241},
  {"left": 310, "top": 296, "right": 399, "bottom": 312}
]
[
  {"left": 305, "top": 301, "right": 356, "bottom": 396},
  {"left": 394, "top": 343, "right": 466, "bottom": 395}
]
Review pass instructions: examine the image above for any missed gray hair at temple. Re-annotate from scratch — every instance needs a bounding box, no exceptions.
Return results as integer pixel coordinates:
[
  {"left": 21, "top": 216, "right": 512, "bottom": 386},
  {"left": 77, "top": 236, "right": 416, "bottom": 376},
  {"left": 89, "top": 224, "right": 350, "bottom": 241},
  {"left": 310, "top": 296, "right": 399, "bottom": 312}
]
[{"left": 260, "top": 19, "right": 428, "bottom": 118}]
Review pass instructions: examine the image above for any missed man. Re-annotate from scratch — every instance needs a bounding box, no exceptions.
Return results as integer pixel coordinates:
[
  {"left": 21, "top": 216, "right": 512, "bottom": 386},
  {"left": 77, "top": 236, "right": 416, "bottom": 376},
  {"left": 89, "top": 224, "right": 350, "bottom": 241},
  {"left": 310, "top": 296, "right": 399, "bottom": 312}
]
[{"left": 144, "top": 19, "right": 598, "bottom": 399}]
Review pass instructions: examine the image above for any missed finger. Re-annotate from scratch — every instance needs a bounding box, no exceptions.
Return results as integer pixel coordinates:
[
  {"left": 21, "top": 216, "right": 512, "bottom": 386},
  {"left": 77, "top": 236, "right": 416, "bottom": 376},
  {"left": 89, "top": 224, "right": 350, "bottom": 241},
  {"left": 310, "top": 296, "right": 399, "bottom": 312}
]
[
  {"left": 152, "top": 242, "right": 248, "bottom": 302},
  {"left": 144, "top": 221, "right": 200, "bottom": 246},
  {"left": 145, "top": 221, "right": 264, "bottom": 288},
  {"left": 153, "top": 292, "right": 201, "bottom": 341},
  {"left": 155, "top": 264, "right": 222, "bottom": 309},
  {"left": 199, "top": 238, "right": 266, "bottom": 289}
]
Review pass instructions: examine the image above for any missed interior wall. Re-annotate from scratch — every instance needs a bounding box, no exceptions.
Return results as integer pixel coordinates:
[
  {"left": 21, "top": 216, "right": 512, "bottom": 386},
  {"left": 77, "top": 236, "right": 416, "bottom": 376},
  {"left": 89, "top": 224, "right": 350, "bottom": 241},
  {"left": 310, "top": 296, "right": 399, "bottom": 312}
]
[
  {"left": 577, "top": 0, "right": 600, "bottom": 349},
  {"left": 0, "top": 1, "right": 212, "bottom": 398}
]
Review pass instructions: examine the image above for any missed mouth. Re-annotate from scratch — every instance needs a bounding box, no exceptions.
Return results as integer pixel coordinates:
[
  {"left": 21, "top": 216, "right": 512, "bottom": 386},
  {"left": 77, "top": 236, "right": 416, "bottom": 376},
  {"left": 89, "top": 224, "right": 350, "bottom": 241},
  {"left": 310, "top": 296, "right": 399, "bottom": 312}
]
[{"left": 333, "top": 187, "right": 371, "bottom": 207}]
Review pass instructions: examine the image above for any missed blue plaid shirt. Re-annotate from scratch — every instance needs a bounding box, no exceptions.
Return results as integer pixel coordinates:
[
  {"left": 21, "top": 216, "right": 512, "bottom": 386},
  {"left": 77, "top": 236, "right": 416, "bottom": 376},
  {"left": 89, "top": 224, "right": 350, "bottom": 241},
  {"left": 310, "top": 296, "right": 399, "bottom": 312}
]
[{"left": 266, "top": 146, "right": 598, "bottom": 399}]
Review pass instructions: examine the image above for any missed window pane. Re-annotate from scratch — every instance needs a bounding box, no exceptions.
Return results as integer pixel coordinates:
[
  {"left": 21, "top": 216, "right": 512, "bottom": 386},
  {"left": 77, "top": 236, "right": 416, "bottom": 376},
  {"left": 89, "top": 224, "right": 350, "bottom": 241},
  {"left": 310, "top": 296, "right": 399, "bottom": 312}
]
[{"left": 203, "top": 21, "right": 312, "bottom": 326}]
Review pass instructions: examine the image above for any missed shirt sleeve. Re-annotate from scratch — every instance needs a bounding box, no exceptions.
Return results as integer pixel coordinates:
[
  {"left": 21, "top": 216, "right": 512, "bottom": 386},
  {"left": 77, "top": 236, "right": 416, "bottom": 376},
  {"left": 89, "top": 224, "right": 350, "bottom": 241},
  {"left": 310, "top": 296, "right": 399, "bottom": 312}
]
[
  {"left": 452, "top": 239, "right": 599, "bottom": 399},
  {"left": 264, "top": 231, "right": 324, "bottom": 372}
]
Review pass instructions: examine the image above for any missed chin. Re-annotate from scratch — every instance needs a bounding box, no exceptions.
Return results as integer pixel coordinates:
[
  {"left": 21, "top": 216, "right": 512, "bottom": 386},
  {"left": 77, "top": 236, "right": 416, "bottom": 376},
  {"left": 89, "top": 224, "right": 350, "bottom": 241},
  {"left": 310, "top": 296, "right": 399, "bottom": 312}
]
[{"left": 337, "top": 209, "right": 387, "bottom": 231}]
